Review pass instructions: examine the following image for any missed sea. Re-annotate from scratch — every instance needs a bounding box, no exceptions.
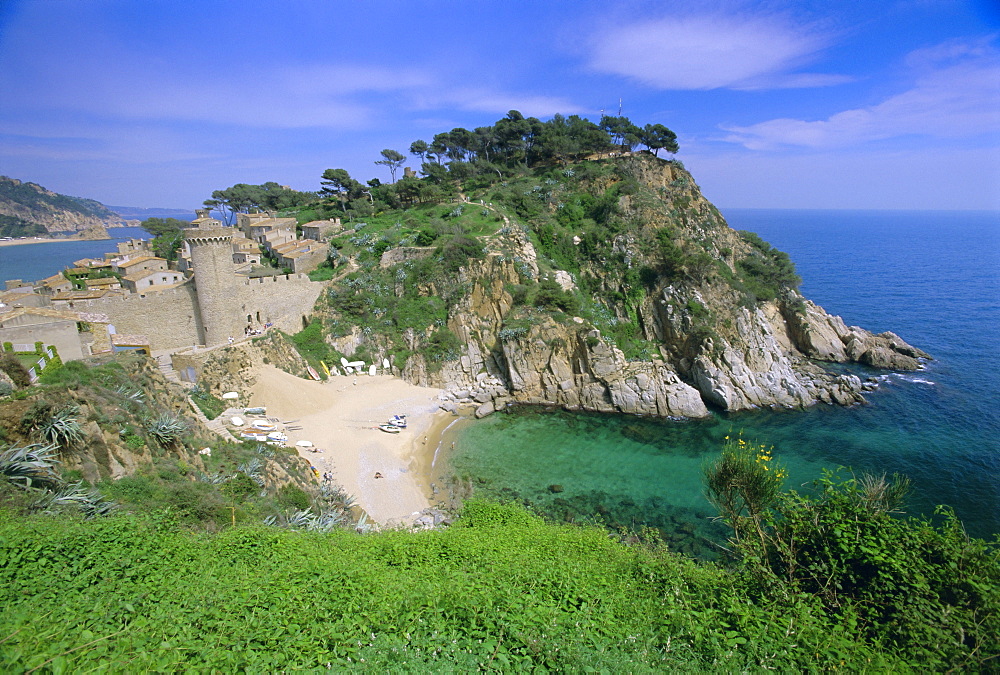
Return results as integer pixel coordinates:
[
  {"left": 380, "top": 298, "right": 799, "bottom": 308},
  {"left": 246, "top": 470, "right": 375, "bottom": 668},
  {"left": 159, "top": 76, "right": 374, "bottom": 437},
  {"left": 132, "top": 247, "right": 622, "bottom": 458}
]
[
  {"left": 0, "top": 227, "right": 152, "bottom": 284},
  {"left": 440, "top": 209, "right": 1000, "bottom": 550}
]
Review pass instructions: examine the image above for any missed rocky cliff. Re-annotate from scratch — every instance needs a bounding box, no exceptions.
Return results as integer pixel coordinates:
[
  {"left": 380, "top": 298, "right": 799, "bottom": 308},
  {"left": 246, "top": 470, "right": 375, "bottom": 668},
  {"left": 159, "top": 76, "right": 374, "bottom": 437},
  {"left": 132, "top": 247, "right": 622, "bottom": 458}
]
[
  {"left": 303, "top": 154, "right": 928, "bottom": 419},
  {"left": 0, "top": 175, "right": 122, "bottom": 236}
]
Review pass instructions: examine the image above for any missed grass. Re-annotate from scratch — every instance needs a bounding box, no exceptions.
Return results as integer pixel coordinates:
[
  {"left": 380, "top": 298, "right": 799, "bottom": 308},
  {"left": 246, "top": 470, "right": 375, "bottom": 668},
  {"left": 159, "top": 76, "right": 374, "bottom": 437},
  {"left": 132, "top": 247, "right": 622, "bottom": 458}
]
[{"left": 0, "top": 501, "right": 915, "bottom": 672}]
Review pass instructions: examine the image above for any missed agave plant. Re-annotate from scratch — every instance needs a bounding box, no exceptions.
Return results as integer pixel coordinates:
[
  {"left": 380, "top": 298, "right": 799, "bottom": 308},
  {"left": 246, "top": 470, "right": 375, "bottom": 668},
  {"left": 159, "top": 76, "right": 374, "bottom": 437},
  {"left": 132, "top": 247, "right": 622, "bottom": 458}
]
[
  {"left": 146, "top": 414, "right": 187, "bottom": 447},
  {"left": 236, "top": 458, "right": 266, "bottom": 487},
  {"left": 253, "top": 443, "right": 276, "bottom": 459},
  {"left": 320, "top": 482, "right": 357, "bottom": 512},
  {"left": 264, "top": 509, "right": 347, "bottom": 533},
  {"left": 33, "top": 482, "right": 118, "bottom": 519},
  {"left": 197, "top": 471, "right": 228, "bottom": 485},
  {"left": 115, "top": 384, "right": 145, "bottom": 404},
  {"left": 0, "top": 443, "right": 61, "bottom": 490},
  {"left": 38, "top": 405, "right": 85, "bottom": 450}
]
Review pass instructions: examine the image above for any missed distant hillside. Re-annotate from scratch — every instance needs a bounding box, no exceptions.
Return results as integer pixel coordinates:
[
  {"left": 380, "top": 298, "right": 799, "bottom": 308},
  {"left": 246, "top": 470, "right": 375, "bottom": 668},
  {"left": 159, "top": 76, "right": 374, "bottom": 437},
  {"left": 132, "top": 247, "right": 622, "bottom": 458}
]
[
  {"left": 107, "top": 205, "right": 194, "bottom": 220},
  {"left": 0, "top": 176, "right": 123, "bottom": 237}
]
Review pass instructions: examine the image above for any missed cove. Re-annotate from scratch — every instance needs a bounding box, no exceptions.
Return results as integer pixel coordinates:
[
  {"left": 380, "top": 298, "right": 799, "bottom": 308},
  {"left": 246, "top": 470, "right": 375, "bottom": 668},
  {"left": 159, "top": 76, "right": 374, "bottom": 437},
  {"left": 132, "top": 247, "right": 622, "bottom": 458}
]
[{"left": 439, "top": 209, "right": 1000, "bottom": 544}]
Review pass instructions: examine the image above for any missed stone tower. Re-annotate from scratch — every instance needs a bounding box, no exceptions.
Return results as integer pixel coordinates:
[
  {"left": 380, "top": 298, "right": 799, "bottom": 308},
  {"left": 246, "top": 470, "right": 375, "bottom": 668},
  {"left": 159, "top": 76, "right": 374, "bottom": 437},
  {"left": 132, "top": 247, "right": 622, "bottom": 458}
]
[{"left": 185, "top": 210, "right": 238, "bottom": 347}]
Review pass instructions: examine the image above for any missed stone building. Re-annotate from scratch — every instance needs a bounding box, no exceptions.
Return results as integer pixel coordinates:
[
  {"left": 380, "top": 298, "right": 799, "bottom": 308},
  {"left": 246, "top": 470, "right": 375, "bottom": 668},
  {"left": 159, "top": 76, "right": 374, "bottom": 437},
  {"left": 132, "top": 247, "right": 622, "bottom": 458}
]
[
  {"left": 55, "top": 212, "right": 325, "bottom": 350},
  {"left": 301, "top": 218, "right": 342, "bottom": 242}
]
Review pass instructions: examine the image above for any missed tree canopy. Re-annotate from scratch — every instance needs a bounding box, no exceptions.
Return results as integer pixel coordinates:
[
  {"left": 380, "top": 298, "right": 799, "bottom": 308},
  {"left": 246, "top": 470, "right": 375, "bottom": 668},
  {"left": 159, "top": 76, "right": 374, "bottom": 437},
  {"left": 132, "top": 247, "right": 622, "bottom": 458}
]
[{"left": 204, "top": 182, "right": 314, "bottom": 224}]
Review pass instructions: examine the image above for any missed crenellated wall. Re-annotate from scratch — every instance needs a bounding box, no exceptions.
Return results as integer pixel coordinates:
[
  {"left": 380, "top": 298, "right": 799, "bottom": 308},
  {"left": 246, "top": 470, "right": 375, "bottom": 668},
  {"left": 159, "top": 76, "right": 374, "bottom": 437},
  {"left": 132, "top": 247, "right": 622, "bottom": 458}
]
[{"left": 60, "top": 272, "right": 324, "bottom": 351}]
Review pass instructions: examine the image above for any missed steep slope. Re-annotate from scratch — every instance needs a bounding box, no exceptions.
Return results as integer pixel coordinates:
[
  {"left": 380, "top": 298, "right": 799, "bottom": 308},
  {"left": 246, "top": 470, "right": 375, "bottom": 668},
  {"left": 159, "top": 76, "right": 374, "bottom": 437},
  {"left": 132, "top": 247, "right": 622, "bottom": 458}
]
[
  {"left": 309, "top": 154, "right": 927, "bottom": 418},
  {"left": 0, "top": 175, "right": 122, "bottom": 237}
]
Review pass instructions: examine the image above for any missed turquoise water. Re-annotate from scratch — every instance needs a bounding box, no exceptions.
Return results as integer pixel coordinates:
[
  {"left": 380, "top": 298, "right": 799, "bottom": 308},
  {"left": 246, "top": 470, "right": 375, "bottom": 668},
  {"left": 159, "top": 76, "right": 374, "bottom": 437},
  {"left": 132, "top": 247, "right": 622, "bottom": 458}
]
[
  {"left": 0, "top": 227, "right": 150, "bottom": 284},
  {"left": 444, "top": 210, "right": 1000, "bottom": 544}
]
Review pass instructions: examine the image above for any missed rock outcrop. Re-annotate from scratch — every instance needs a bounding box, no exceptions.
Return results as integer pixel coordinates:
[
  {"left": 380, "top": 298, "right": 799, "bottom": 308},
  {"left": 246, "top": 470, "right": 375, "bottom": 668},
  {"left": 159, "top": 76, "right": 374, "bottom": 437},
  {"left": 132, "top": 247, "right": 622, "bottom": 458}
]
[
  {"left": 310, "top": 154, "right": 929, "bottom": 419},
  {"left": 0, "top": 175, "right": 123, "bottom": 235}
]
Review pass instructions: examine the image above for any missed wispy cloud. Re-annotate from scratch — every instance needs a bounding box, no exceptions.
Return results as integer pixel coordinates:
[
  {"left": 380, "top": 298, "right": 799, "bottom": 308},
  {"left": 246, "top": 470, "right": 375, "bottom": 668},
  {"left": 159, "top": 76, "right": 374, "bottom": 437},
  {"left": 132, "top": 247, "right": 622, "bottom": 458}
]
[
  {"left": 720, "top": 38, "right": 1000, "bottom": 149},
  {"left": 587, "top": 13, "right": 849, "bottom": 90}
]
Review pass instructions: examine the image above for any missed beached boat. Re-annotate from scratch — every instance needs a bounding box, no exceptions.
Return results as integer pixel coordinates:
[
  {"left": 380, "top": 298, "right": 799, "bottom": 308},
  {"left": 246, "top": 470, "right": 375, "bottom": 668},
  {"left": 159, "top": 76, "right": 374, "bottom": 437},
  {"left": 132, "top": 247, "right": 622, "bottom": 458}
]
[
  {"left": 240, "top": 431, "right": 268, "bottom": 441},
  {"left": 378, "top": 424, "right": 401, "bottom": 434},
  {"left": 307, "top": 366, "right": 321, "bottom": 380},
  {"left": 267, "top": 431, "right": 287, "bottom": 442},
  {"left": 252, "top": 421, "right": 276, "bottom": 432},
  {"left": 388, "top": 415, "right": 407, "bottom": 428},
  {"left": 244, "top": 406, "right": 267, "bottom": 415}
]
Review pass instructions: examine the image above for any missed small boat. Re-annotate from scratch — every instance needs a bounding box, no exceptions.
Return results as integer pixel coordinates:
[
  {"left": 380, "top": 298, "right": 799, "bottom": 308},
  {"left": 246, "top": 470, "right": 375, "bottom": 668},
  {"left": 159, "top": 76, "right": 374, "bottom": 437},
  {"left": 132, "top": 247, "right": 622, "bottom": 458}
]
[
  {"left": 378, "top": 424, "right": 401, "bottom": 434},
  {"left": 240, "top": 431, "right": 268, "bottom": 441},
  {"left": 369, "top": 364, "right": 377, "bottom": 376},
  {"left": 252, "top": 421, "right": 276, "bottom": 432},
  {"left": 388, "top": 415, "right": 407, "bottom": 428},
  {"left": 230, "top": 416, "right": 244, "bottom": 427},
  {"left": 244, "top": 406, "right": 267, "bottom": 415},
  {"left": 267, "top": 431, "right": 287, "bottom": 442},
  {"left": 307, "top": 366, "right": 321, "bottom": 380}
]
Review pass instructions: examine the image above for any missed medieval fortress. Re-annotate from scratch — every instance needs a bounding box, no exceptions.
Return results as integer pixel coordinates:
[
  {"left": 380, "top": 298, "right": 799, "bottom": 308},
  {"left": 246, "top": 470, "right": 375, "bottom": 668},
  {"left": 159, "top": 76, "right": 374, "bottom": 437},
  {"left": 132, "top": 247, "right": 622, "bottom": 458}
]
[{"left": 1, "top": 211, "right": 333, "bottom": 358}]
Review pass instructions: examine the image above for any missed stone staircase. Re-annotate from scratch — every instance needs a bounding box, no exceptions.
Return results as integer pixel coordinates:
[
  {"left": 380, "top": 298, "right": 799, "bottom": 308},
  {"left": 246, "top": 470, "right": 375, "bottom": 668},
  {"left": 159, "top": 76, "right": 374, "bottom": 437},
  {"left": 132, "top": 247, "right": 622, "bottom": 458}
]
[
  {"left": 156, "top": 353, "right": 238, "bottom": 443},
  {"left": 155, "top": 354, "right": 183, "bottom": 385},
  {"left": 187, "top": 397, "right": 239, "bottom": 443}
]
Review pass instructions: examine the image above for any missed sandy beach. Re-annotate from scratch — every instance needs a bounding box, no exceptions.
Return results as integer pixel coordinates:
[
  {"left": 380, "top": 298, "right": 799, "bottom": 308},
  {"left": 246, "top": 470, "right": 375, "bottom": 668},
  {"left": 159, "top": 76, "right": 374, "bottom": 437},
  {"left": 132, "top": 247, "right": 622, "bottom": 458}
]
[
  {"left": 0, "top": 235, "right": 107, "bottom": 248},
  {"left": 247, "top": 365, "right": 452, "bottom": 527}
]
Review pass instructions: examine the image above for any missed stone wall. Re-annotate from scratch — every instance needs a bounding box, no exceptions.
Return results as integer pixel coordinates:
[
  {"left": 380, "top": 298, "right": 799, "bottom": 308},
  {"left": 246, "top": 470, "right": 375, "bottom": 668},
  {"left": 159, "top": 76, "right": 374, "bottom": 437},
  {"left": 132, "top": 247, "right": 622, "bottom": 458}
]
[
  {"left": 69, "top": 283, "right": 203, "bottom": 350},
  {"left": 235, "top": 274, "right": 323, "bottom": 335},
  {"left": 0, "top": 318, "right": 84, "bottom": 361},
  {"left": 53, "top": 270, "right": 323, "bottom": 352}
]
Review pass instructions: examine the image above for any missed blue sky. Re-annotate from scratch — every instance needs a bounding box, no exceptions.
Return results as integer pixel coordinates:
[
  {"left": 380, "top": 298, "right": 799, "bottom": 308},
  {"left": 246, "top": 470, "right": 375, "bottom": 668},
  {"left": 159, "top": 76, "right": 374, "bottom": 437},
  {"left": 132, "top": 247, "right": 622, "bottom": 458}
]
[{"left": 1, "top": 0, "right": 998, "bottom": 211}]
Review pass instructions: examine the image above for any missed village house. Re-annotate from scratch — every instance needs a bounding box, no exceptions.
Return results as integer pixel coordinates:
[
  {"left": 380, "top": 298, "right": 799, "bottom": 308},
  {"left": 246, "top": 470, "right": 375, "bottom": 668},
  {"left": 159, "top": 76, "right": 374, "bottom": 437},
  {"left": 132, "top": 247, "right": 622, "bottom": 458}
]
[
  {"left": 0, "top": 306, "right": 113, "bottom": 360},
  {"left": 83, "top": 276, "right": 122, "bottom": 291},
  {"left": 111, "top": 254, "right": 168, "bottom": 276},
  {"left": 272, "top": 239, "right": 325, "bottom": 274},
  {"left": 38, "top": 273, "right": 74, "bottom": 295},
  {"left": 120, "top": 269, "right": 183, "bottom": 293},
  {"left": 50, "top": 288, "right": 124, "bottom": 308},
  {"left": 301, "top": 218, "right": 342, "bottom": 242}
]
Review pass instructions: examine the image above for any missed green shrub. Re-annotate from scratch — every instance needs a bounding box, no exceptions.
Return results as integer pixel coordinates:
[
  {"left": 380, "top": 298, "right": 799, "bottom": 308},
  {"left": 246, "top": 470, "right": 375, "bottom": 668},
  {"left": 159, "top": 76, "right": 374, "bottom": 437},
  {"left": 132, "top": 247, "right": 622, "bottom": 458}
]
[
  {"left": 277, "top": 484, "right": 311, "bottom": 511},
  {"left": 0, "top": 353, "right": 30, "bottom": 388}
]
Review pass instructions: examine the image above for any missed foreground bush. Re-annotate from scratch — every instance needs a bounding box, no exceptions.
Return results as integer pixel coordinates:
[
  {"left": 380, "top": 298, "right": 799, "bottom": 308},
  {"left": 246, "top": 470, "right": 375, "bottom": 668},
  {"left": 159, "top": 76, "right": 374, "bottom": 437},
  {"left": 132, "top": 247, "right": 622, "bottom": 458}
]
[{"left": 0, "top": 500, "right": 961, "bottom": 672}]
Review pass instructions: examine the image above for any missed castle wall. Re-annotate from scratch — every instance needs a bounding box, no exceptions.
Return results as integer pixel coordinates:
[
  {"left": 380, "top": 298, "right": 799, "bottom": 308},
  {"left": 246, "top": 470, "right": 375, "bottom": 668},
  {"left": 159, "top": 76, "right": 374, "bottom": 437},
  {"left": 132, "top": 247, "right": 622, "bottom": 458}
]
[
  {"left": 65, "top": 283, "right": 203, "bottom": 350},
  {"left": 234, "top": 274, "right": 323, "bottom": 335},
  {"left": 52, "top": 272, "right": 323, "bottom": 352}
]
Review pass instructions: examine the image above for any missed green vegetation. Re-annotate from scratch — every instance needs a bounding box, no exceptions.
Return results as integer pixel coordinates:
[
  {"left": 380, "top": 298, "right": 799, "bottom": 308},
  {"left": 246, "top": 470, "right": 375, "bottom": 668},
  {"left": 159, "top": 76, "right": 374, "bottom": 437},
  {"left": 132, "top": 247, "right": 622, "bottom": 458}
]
[
  {"left": 189, "top": 386, "right": 227, "bottom": 420},
  {"left": 0, "top": 214, "right": 46, "bottom": 238},
  {"left": 736, "top": 230, "right": 801, "bottom": 301},
  {"left": 704, "top": 436, "right": 998, "bottom": 670},
  {"left": 0, "top": 355, "right": 995, "bottom": 671},
  {"left": 138, "top": 216, "right": 189, "bottom": 261},
  {"left": 0, "top": 484, "right": 994, "bottom": 671}
]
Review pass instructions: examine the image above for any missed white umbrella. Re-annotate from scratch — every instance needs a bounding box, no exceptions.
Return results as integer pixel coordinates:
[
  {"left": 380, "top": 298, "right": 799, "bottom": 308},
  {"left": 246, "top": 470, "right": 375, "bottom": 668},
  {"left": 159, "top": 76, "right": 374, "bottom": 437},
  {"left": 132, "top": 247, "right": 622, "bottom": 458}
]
[
  {"left": 222, "top": 391, "right": 239, "bottom": 400},
  {"left": 295, "top": 440, "right": 314, "bottom": 448}
]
